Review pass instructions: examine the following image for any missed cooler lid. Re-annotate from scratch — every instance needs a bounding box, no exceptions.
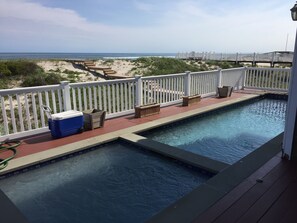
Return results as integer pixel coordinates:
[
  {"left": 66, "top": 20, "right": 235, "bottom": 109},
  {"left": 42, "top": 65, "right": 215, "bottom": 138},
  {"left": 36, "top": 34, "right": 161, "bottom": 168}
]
[{"left": 51, "top": 110, "right": 83, "bottom": 120}]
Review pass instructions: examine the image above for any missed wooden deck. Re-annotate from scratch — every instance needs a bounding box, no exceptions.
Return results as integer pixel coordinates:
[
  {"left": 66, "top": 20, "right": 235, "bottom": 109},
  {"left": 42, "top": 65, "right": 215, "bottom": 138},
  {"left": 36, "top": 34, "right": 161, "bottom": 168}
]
[{"left": 194, "top": 153, "right": 297, "bottom": 223}]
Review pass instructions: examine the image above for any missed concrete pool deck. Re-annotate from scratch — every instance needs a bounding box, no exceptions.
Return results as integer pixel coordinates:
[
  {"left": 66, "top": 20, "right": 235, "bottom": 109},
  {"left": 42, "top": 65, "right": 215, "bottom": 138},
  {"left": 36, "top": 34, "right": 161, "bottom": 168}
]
[{"left": 1, "top": 90, "right": 290, "bottom": 223}]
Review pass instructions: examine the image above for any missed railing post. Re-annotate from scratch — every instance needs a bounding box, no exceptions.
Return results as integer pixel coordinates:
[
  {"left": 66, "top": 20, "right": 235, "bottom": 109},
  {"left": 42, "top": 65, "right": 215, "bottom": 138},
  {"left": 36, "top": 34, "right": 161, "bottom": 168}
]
[
  {"left": 271, "top": 52, "right": 275, "bottom": 67},
  {"left": 61, "top": 81, "right": 71, "bottom": 111},
  {"left": 184, "top": 71, "right": 191, "bottom": 96},
  {"left": 253, "top": 52, "right": 256, "bottom": 66},
  {"left": 135, "top": 75, "right": 142, "bottom": 107},
  {"left": 217, "top": 68, "right": 222, "bottom": 87},
  {"left": 242, "top": 67, "right": 247, "bottom": 90}
]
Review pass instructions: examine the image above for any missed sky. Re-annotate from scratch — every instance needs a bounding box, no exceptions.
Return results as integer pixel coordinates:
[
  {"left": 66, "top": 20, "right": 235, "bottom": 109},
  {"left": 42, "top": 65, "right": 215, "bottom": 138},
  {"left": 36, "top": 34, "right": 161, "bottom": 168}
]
[{"left": 0, "top": 0, "right": 296, "bottom": 53}]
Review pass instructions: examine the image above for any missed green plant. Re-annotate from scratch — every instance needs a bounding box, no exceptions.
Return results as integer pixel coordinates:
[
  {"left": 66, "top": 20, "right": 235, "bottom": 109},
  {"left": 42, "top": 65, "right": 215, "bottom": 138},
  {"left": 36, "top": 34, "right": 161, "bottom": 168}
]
[
  {"left": 5, "top": 60, "right": 42, "bottom": 76},
  {"left": 63, "top": 69, "right": 81, "bottom": 75},
  {"left": 0, "top": 78, "right": 9, "bottom": 89},
  {"left": 0, "top": 63, "right": 12, "bottom": 77},
  {"left": 103, "top": 59, "right": 114, "bottom": 65},
  {"left": 134, "top": 57, "right": 202, "bottom": 76},
  {"left": 22, "top": 72, "right": 65, "bottom": 87}
]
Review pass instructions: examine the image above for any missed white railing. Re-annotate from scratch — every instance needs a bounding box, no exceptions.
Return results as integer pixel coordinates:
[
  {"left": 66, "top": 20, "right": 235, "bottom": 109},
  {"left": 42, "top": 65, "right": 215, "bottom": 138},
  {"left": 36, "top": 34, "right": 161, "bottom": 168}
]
[
  {"left": 141, "top": 73, "right": 185, "bottom": 106},
  {"left": 245, "top": 67, "right": 291, "bottom": 92},
  {"left": 190, "top": 70, "right": 218, "bottom": 97},
  {"left": 69, "top": 79, "right": 136, "bottom": 118},
  {"left": 176, "top": 52, "right": 293, "bottom": 64},
  {"left": 221, "top": 67, "right": 246, "bottom": 90},
  {"left": 0, "top": 67, "right": 291, "bottom": 140},
  {"left": 0, "top": 84, "right": 64, "bottom": 138}
]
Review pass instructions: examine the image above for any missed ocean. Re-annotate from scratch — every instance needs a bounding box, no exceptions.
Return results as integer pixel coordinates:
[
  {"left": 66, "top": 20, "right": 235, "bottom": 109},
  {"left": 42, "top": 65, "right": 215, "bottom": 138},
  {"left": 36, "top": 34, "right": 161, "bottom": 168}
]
[{"left": 0, "top": 53, "right": 176, "bottom": 60}]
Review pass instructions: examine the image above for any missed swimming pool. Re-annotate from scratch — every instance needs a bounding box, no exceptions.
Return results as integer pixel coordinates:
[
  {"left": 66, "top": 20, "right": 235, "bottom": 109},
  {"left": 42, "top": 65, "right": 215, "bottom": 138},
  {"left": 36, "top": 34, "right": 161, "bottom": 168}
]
[
  {"left": 0, "top": 142, "right": 209, "bottom": 223},
  {"left": 142, "top": 98, "right": 287, "bottom": 164}
]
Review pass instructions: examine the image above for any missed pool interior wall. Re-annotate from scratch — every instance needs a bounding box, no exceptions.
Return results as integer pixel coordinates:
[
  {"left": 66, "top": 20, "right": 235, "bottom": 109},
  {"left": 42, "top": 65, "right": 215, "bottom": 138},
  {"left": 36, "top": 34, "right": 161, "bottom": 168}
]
[{"left": 0, "top": 140, "right": 211, "bottom": 223}]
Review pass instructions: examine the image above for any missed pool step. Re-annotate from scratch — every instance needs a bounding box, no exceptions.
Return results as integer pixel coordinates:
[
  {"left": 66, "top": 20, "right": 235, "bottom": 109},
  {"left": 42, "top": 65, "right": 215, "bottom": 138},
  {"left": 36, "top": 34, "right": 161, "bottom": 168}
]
[{"left": 120, "top": 133, "right": 230, "bottom": 174}]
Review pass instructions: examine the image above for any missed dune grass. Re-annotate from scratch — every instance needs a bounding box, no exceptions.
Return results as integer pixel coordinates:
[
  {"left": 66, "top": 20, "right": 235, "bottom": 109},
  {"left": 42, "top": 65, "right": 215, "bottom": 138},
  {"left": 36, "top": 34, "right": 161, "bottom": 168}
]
[{"left": 0, "top": 60, "right": 65, "bottom": 88}]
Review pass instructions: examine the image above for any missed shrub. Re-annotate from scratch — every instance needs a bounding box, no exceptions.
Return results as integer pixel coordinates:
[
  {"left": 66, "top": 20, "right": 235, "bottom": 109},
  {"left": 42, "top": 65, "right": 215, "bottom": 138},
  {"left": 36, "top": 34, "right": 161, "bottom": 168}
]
[
  {"left": 0, "top": 78, "right": 9, "bottom": 89},
  {"left": 63, "top": 69, "right": 81, "bottom": 75},
  {"left": 5, "top": 60, "right": 42, "bottom": 76},
  {"left": 134, "top": 57, "right": 201, "bottom": 76},
  {"left": 103, "top": 59, "right": 114, "bottom": 65},
  {"left": 0, "top": 62, "right": 11, "bottom": 77},
  {"left": 22, "top": 72, "right": 65, "bottom": 87}
]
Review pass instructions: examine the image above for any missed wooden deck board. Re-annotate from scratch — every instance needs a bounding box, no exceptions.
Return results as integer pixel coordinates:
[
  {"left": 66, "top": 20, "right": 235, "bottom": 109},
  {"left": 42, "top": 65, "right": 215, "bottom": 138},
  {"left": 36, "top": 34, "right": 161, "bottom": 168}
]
[
  {"left": 236, "top": 167, "right": 295, "bottom": 223},
  {"left": 213, "top": 161, "right": 289, "bottom": 223},
  {"left": 259, "top": 181, "right": 297, "bottom": 223},
  {"left": 193, "top": 154, "right": 283, "bottom": 223},
  {"left": 195, "top": 157, "right": 297, "bottom": 223}
]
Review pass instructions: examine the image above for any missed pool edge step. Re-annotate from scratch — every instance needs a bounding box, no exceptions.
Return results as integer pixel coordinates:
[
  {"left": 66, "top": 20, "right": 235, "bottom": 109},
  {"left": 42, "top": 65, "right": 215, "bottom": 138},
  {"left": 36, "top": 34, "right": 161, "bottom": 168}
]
[{"left": 120, "top": 133, "right": 230, "bottom": 174}]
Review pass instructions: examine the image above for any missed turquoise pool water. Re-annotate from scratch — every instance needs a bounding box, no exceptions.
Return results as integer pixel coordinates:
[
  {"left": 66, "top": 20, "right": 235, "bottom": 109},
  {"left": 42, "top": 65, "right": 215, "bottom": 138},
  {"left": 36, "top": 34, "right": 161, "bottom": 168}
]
[
  {"left": 0, "top": 142, "right": 209, "bottom": 223},
  {"left": 143, "top": 98, "right": 286, "bottom": 164}
]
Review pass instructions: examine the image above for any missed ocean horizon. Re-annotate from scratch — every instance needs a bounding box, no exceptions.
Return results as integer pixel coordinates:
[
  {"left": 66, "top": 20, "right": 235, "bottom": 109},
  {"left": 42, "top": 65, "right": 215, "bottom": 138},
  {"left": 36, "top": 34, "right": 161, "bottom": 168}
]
[{"left": 0, "top": 52, "right": 176, "bottom": 60}]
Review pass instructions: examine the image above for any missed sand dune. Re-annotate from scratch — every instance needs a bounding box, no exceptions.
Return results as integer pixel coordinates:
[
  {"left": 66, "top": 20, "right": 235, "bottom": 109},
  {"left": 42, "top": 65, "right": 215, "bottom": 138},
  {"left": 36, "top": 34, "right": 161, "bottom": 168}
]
[{"left": 37, "top": 60, "right": 138, "bottom": 82}]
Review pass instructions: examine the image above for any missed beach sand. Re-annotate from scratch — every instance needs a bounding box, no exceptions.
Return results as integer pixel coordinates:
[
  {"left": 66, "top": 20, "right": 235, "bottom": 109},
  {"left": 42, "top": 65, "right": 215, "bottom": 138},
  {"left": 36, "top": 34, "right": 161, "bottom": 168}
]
[{"left": 37, "top": 60, "right": 138, "bottom": 82}]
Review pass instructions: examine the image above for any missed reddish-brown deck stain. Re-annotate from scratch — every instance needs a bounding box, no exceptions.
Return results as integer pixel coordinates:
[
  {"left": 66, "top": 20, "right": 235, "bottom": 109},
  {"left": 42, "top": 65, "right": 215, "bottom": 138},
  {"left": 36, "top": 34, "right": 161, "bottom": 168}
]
[{"left": 1, "top": 92, "right": 252, "bottom": 159}]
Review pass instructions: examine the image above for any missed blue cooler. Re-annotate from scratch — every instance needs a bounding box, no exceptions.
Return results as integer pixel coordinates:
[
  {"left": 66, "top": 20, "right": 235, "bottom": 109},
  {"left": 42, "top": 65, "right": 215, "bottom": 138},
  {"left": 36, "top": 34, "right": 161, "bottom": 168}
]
[{"left": 46, "top": 109, "right": 84, "bottom": 138}]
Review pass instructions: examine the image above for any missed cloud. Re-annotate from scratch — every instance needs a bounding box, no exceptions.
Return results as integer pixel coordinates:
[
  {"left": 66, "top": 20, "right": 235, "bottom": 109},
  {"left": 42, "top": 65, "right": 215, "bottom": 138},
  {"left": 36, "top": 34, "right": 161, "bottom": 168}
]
[
  {"left": 0, "top": 0, "right": 295, "bottom": 53},
  {"left": 134, "top": 1, "right": 154, "bottom": 12},
  {"left": 0, "top": 0, "right": 80, "bottom": 28},
  {"left": 0, "top": 0, "right": 129, "bottom": 51},
  {"left": 156, "top": 0, "right": 295, "bottom": 52}
]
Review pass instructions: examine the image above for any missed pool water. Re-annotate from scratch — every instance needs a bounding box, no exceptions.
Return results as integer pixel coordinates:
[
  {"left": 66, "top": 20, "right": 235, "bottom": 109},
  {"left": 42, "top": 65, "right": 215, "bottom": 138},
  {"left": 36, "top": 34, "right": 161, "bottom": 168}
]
[
  {"left": 0, "top": 142, "right": 209, "bottom": 223},
  {"left": 143, "top": 99, "right": 287, "bottom": 164}
]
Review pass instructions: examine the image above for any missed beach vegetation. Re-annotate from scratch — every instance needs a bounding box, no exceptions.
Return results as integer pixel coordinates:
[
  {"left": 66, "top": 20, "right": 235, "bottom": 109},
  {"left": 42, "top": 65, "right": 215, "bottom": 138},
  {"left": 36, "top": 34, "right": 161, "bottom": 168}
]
[
  {"left": 5, "top": 60, "right": 42, "bottom": 76},
  {"left": 0, "top": 63, "right": 12, "bottom": 76},
  {"left": 103, "top": 59, "right": 114, "bottom": 65},
  {"left": 63, "top": 69, "right": 82, "bottom": 75},
  {"left": 22, "top": 72, "right": 65, "bottom": 87},
  {"left": 133, "top": 57, "right": 201, "bottom": 76},
  {"left": 130, "top": 58, "right": 245, "bottom": 76},
  {"left": 53, "top": 68, "right": 61, "bottom": 72},
  {"left": 0, "top": 60, "right": 66, "bottom": 88},
  {"left": 205, "top": 61, "right": 244, "bottom": 69}
]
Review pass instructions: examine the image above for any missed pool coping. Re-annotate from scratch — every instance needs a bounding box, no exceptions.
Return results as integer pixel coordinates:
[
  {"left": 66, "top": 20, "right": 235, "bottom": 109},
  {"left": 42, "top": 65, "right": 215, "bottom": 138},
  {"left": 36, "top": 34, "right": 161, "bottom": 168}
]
[{"left": 0, "top": 94, "right": 259, "bottom": 176}]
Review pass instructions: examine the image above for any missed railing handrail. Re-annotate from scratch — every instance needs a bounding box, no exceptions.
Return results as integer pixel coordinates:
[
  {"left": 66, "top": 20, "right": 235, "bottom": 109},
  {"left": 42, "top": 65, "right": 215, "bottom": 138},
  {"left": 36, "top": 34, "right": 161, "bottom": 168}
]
[
  {"left": 246, "top": 67, "right": 291, "bottom": 72},
  {"left": 191, "top": 70, "right": 220, "bottom": 75},
  {"left": 221, "top": 67, "right": 246, "bottom": 72},
  {"left": 142, "top": 72, "right": 185, "bottom": 80},
  {"left": 69, "top": 78, "right": 136, "bottom": 88},
  {"left": 0, "top": 84, "right": 62, "bottom": 96}
]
